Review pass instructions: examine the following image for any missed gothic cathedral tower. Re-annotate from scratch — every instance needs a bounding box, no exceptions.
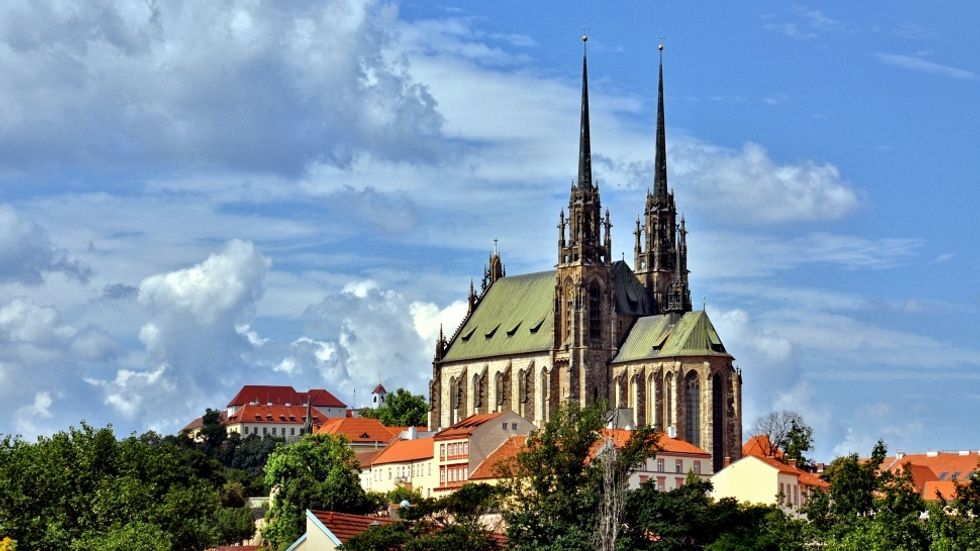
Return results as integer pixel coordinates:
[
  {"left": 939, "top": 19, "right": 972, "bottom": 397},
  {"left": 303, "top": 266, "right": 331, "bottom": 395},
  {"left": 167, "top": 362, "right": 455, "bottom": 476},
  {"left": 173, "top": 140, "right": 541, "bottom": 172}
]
[
  {"left": 554, "top": 37, "right": 616, "bottom": 408},
  {"left": 634, "top": 47, "right": 692, "bottom": 314}
]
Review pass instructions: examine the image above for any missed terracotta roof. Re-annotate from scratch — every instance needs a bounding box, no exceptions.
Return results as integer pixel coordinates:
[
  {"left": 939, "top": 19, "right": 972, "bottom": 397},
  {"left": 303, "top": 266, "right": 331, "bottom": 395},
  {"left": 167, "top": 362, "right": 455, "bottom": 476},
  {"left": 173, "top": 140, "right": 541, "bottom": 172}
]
[
  {"left": 798, "top": 470, "right": 830, "bottom": 489},
  {"left": 588, "top": 430, "right": 709, "bottom": 461},
  {"left": 225, "top": 404, "right": 325, "bottom": 426},
  {"left": 434, "top": 412, "right": 502, "bottom": 440},
  {"left": 754, "top": 455, "right": 803, "bottom": 476},
  {"left": 743, "top": 434, "right": 784, "bottom": 459},
  {"left": 355, "top": 449, "right": 385, "bottom": 469},
  {"left": 924, "top": 480, "right": 959, "bottom": 502},
  {"left": 471, "top": 435, "right": 526, "bottom": 480},
  {"left": 310, "top": 510, "right": 397, "bottom": 543},
  {"left": 317, "top": 417, "right": 400, "bottom": 443},
  {"left": 882, "top": 452, "right": 980, "bottom": 484},
  {"left": 372, "top": 383, "right": 387, "bottom": 394},
  {"left": 371, "top": 438, "right": 434, "bottom": 466},
  {"left": 182, "top": 410, "right": 228, "bottom": 432},
  {"left": 227, "top": 385, "right": 346, "bottom": 408}
]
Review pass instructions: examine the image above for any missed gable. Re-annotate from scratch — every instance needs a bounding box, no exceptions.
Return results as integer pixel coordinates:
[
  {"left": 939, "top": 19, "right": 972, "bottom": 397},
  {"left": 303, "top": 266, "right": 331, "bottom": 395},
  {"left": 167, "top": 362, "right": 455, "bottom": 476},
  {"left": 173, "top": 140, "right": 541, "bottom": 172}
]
[{"left": 613, "top": 310, "right": 732, "bottom": 363}]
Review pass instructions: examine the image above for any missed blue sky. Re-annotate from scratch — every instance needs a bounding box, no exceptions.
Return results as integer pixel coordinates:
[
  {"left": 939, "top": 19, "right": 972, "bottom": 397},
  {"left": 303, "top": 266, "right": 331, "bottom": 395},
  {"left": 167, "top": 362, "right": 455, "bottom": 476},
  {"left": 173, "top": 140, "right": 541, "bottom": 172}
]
[{"left": 1, "top": 1, "right": 978, "bottom": 460}]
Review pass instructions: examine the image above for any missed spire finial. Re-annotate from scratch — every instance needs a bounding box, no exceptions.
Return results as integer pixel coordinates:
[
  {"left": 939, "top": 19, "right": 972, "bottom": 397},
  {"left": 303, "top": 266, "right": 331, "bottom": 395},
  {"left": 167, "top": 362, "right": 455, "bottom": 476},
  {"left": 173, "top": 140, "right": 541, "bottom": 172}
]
[
  {"left": 653, "top": 39, "right": 668, "bottom": 199},
  {"left": 576, "top": 33, "right": 593, "bottom": 189}
]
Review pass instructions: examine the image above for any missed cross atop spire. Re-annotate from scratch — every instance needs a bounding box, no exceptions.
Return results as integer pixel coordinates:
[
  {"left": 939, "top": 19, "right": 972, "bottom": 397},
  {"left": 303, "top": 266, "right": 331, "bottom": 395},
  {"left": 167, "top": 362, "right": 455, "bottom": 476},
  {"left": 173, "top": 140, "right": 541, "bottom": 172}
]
[
  {"left": 653, "top": 42, "right": 668, "bottom": 200},
  {"left": 577, "top": 34, "right": 593, "bottom": 189}
]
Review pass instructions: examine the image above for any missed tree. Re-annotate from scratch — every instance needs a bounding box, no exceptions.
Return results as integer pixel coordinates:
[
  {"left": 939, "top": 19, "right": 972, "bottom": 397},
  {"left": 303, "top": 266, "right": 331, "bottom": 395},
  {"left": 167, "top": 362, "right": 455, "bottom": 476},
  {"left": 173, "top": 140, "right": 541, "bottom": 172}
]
[
  {"left": 0, "top": 424, "right": 254, "bottom": 551},
  {"left": 0, "top": 537, "right": 15, "bottom": 551},
  {"left": 262, "top": 433, "right": 371, "bottom": 550},
  {"left": 499, "top": 402, "right": 658, "bottom": 551},
  {"left": 749, "top": 410, "right": 814, "bottom": 467},
  {"left": 360, "top": 388, "right": 428, "bottom": 427}
]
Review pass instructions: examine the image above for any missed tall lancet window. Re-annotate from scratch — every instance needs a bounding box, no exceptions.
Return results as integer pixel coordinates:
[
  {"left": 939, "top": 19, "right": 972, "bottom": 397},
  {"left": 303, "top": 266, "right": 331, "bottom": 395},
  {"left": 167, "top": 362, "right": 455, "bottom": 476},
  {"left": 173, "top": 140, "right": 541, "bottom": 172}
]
[
  {"left": 684, "top": 371, "right": 701, "bottom": 447},
  {"left": 588, "top": 282, "right": 601, "bottom": 341}
]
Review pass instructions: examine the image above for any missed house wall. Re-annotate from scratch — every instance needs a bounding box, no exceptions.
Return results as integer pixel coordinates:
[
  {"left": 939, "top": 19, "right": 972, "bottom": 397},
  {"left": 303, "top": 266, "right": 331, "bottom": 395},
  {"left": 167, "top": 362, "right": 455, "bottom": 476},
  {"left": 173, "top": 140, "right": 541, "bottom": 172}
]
[
  {"left": 364, "top": 458, "right": 438, "bottom": 498},
  {"left": 630, "top": 452, "right": 712, "bottom": 491}
]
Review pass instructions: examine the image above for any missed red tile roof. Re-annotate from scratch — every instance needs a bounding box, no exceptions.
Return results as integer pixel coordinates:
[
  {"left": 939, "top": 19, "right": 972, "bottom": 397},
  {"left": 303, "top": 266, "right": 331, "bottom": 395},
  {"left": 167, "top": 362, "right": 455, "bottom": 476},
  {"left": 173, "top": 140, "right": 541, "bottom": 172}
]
[
  {"left": 355, "top": 449, "right": 385, "bottom": 469},
  {"left": 743, "top": 434, "right": 784, "bottom": 459},
  {"left": 434, "top": 412, "right": 502, "bottom": 440},
  {"left": 738, "top": 455, "right": 829, "bottom": 489},
  {"left": 311, "top": 510, "right": 398, "bottom": 543},
  {"left": 881, "top": 451, "right": 980, "bottom": 502},
  {"left": 372, "top": 383, "right": 387, "bottom": 395},
  {"left": 371, "top": 438, "right": 435, "bottom": 466},
  {"left": 317, "top": 417, "right": 400, "bottom": 443},
  {"left": 227, "top": 385, "right": 346, "bottom": 408},
  {"left": 471, "top": 435, "right": 526, "bottom": 480},
  {"left": 225, "top": 404, "right": 325, "bottom": 426}
]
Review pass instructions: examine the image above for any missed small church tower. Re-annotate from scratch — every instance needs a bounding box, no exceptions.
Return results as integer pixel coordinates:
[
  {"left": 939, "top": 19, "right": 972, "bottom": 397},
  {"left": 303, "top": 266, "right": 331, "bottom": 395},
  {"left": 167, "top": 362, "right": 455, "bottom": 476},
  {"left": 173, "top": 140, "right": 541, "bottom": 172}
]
[
  {"left": 554, "top": 35, "right": 617, "bottom": 408},
  {"left": 371, "top": 382, "right": 388, "bottom": 406}
]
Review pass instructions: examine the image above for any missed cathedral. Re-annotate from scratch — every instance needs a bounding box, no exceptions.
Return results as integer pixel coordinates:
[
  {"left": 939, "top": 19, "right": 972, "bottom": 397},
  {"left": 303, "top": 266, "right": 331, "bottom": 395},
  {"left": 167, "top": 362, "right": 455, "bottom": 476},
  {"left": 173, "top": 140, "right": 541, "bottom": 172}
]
[{"left": 428, "top": 42, "right": 742, "bottom": 471}]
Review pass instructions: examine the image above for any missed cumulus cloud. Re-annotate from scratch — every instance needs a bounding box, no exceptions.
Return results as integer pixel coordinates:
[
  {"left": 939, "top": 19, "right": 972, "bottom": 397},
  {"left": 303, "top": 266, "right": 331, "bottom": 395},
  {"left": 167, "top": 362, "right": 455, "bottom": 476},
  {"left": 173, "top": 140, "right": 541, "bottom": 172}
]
[
  {"left": 0, "top": 0, "right": 444, "bottom": 174},
  {"left": 88, "top": 240, "right": 269, "bottom": 421},
  {"left": 13, "top": 391, "right": 55, "bottom": 437},
  {"left": 670, "top": 142, "right": 861, "bottom": 223},
  {"left": 0, "top": 204, "right": 89, "bottom": 284}
]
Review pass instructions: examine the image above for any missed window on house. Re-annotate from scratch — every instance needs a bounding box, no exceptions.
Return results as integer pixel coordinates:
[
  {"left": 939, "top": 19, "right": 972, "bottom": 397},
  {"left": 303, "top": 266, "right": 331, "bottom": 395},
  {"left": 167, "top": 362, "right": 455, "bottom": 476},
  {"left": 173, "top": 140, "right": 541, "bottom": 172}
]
[
  {"left": 675, "top": 459, "right": 683, "bottom": 473},
  {"left": 262, "top": 427, "right": 267, "bottom": 435},
  {"left": 657, "top": 458, "right": 665, "bottom": 472},
  {"left": 502, "top": 422, "right": 508, "bottom": 430},
  {"left": 440, "top": 444, "right": 445, "bottom": 458},
  {"left": 511, "top": 422, "right": 518, "bottom": 430},
  {"left": 693, "top": 461, "right": 701, "bottom": 475},
  {"left": 675, "top": 477, "right": 684, "bottom": 487},
  {"left": 440, "top": 467, "right": 445, "bottom": 484},
  {"left": 656, "top": 476, "right": 666, "bottom": 491}
]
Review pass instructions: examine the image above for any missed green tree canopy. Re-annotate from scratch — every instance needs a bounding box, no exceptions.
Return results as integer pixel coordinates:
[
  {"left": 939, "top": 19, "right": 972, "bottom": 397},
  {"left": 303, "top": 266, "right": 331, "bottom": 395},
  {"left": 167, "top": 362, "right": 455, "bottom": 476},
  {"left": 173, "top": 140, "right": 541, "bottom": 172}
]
[
  {"left": 360, "top": 388, "right": 428, "bottom": 427},
  {"left": 262, "top": 433, "right": 371, "bottom": 550},
  {"left": 0, "top": 424, "right": 253, "bottom": 551}
]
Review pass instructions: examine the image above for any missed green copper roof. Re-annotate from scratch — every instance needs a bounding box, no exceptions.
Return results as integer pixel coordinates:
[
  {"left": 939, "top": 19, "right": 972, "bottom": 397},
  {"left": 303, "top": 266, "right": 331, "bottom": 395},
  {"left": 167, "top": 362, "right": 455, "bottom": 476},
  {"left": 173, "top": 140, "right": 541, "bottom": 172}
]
[
  {"left": 612, "top": 310, "right": 731, "bottom": 363},
  {"left": 442, "top": 271, "right": 556, "bottom": 362}
]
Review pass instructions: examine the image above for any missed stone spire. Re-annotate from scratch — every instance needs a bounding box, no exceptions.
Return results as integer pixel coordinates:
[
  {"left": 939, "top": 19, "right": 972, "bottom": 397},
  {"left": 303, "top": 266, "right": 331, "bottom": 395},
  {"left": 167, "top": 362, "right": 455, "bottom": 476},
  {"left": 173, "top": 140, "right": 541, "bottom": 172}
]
[
  {"left": 577, "top": 35, "right": 593, "bottom": 189},
  {"left": 653, "top": 43, "right": 668, "bottom": 201}
]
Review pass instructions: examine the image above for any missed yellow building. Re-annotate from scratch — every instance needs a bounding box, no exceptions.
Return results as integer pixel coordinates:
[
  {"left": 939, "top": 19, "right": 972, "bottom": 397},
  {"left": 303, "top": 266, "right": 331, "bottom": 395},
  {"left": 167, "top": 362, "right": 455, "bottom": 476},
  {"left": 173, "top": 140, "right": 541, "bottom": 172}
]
[
  {"left": 361, "top": 437, "right": 437, "bottom": 497},
  {"left": 710, "top": 455, "right": 827, "bottom": 512}
]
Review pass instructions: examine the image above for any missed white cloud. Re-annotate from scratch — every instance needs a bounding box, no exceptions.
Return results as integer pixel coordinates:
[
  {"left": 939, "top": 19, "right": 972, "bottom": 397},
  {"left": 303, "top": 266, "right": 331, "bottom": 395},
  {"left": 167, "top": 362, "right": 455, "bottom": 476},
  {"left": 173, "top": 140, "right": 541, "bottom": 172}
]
[
  {"left": 0, "top": 204, "right": 88, "bottom": 284},
  {"left": 875, "top": 53, "right": 978, "bottom": 81},
  {"left": 13, "top": 391, "right": 55, "bottom": 437},
  {"left": 0, "top": 1, "right": 444, "bottom": 174}
]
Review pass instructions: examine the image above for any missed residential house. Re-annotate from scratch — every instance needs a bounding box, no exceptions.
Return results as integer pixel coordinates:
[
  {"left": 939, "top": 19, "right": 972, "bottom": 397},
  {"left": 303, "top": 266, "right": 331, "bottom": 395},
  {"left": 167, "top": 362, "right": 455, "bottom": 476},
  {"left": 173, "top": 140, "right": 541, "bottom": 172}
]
[
  {"left": 316, "top": 417, "right": 400, "bottom": 450},
  {"left": 286, "top": 509, "right": 397, "bottom": 551},
  {"left": 361, "top": 437, "right": 437, "bottom": 497},
  {"left": 433, "top": 411, "right": 535, "bottom": 494},
  {"left": 711, "top": 455, "right": 828, "bottom": 512}
]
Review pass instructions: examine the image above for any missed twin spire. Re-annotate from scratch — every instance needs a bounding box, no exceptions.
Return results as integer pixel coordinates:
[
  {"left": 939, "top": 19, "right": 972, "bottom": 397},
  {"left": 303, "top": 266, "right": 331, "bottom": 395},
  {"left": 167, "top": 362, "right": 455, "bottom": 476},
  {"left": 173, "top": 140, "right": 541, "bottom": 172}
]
[{"left": 575, "top": 38, "right": 668, "bottom": 197}]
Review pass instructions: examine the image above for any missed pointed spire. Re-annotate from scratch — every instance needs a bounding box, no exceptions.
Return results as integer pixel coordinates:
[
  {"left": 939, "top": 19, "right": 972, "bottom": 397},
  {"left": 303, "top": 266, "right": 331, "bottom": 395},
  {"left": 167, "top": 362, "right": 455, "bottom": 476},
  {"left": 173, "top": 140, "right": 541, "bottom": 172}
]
[
  {"left": 577, "top": 35, "right": 593, "bottom": 189},
  {"left": 653, "top": 43, "right": 668, "bottom": 199}
]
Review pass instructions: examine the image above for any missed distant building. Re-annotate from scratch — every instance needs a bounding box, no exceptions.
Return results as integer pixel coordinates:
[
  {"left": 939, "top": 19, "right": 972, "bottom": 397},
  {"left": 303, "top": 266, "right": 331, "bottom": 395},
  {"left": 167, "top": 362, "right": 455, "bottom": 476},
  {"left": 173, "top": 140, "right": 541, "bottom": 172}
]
[
  {"left": 594, "top": 429, "right": 713, "bottom": 490},
  {"left": 316, "top": 417, "right": 401, "bottom": 450},
  {"left": 371, "top": 383, "right": 388, "bottom": 406},
  {"left": 881, "top": 449, "right": 980, "bottom": 502},
  {"left": 181, "top": 384, "right": 347, "bottom": 441},
  {"left": 361, "top": 437, "right": 437, "bottom": 496}
]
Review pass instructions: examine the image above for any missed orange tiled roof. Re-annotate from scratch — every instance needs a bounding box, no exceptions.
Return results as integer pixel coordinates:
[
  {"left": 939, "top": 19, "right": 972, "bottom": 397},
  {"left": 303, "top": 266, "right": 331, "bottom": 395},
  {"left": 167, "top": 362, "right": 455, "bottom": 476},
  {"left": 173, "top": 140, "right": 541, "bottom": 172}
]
[
  {"left": 317, "top": 417, "right": 400, "bottom": 443},
  {"left": 310, "top": 510, "right": 398, "bottom": 543},
  {"left": 924, "top": 480, "right": 959, "bottom": 502},
  {"left": 371, "top": 438, "right": 435, "bottom": 466},
  {"left": 471, "top": 435, "right": 526, "bottom": 480},
  {"left": 588, "top": 429, "right": 709, "bottom": 461},
  {"left": 740, "top": 455, "right": 829, "bottom": 488},
  {"left": 743, "top": 434, "right": 784, "bottom": 459},
  {"left": 434, "top": 412, "right": 502, "bottom": 440},
  {"left": 225, "top": 404, "right": 324, "bottom": 426},
  {"left": 798, "top": 470, "right": 830, "bottom": 489}
]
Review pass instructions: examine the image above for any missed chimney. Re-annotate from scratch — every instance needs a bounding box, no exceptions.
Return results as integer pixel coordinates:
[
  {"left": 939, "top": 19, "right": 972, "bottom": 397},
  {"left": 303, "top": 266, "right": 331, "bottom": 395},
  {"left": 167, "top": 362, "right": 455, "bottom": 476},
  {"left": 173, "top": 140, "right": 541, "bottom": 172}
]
[
  {"left": 724, "top": 456, "right": 732, "bottom": 467},
  {"left": 788, "top": 458, "right": 798, "bottom": 469}
]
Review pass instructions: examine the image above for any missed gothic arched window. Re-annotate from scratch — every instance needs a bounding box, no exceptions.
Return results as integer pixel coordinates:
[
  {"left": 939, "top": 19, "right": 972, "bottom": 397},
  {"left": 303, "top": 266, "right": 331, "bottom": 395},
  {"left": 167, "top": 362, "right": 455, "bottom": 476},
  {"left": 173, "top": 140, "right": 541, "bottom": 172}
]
[
  {"left": 588, "top": 281, "right": 601, "bottom": 342},
  {"left": 684, "top": 371, "right": 701, "bottom": 447}
]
